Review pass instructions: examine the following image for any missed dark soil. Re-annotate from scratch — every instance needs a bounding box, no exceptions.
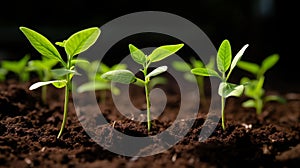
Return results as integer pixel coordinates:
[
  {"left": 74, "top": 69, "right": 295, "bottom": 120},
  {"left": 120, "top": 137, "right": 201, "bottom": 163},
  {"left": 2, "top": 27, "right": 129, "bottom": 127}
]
[{"left": 0, "top": 77, "right": 299, "bottom": 168}]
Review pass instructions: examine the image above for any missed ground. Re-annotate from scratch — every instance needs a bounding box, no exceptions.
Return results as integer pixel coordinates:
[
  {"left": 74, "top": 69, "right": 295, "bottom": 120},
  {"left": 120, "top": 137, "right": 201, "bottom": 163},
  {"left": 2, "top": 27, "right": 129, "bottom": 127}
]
[{"left": 0, "top": 77, "right": 299, "bottom": 168}]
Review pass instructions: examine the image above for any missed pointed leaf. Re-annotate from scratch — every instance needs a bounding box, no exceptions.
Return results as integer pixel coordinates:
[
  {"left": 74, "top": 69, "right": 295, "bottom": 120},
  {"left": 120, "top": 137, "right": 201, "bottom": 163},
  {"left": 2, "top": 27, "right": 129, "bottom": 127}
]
[
  {"left": 65, "top": 27, "right": 101, "bottom": 58},
  {"left": 218, "top": 82, "right": 244, "bottom": 98},
  {"left": 51, "top": 68, "right": 80, "bottom": 77},
  {"left": 230, "top": 44, "right": 249, "bottom": 72},
  {"left": 29, "top": 80, "right": 67, "bottom": 90},
  {"left": 101, "top": 70, "right": 136, "bottom": 84},
  {"left": 129, "top": 44, "right": 147, "bottom": 65},
  {"left": 77, "top": 81, "right": 110, "bottom": 93},
  {"left": 148, "top": 44, "right": 184, "bottom": 62},
  {"left": 237, "top": 61, "right": 260, "bottom": 75},
  {"left": 172, "top": 61, "right": 191, "bottom": 72},
  {"left": 217, "top": 40, "right": 231, "bottom": 73},
  {"left": 19, "top": 27, "right": 65, "bottom": 65},
  {"left": 191, "top": 68, "right": 221, "bottom": 78},
  {"left": 264, "top": 95, "right": 286, "bottom": 103},
  {"left": 146, "top": 66, "right": 168, "bottom": 78},
  {"left": 261, "top": 54, "right": 279, "bottom": 73}
]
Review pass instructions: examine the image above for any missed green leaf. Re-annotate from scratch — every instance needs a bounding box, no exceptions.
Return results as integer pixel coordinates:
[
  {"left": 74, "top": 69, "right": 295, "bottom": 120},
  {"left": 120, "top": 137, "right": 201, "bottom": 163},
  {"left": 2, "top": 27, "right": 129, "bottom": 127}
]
[
  {"left": 129, "top": 44, "right": 147, "bottom": 65},
  {"left": 65, "top": 27, "right": 101, "bottom": 58},
  {"left": 261, "top": 54, "right": 279, "bottom": 73},
  {"left": 146, "top": 66, "right": 168, "bottom": 78},
  {"left": 264, "top": 95, "right": 286, "bottom": 103},
  {"left": 237, "top": 61, "right": 260, "bottom": 75},
  {"left": 71, "top": 59, "right": 90, "bottom": 66},
  {"left": 101, "top": 70, "right": 136, "bottom": 84},
  {"left": 29, "top": 80, "right": 67, "bottom": 90},
  {"left": 111, "top": 63, "right": 127, "bottom": 70},
  {"left": 51, "top": 68, "right": 80, "bottom": 77},
  {"left": 77, "top": 81, "right": 110, "bottom": 93},
  {"left": 19, "top": 27, "right": 65, "bottom": 65},
  {"left": 172, "top": 61, "right": 191, "bottom": 72},
  {"left": 190, "top": 57, "right": 204, "bottom": 68},
  {"left": 55, "top": 40, "right": 66, "bottom": 47},
  {"left": 2, "top": 54, "right": 30, "bottom": 74},
  {"left": 148, "top": 44, "right": 184, "bottom": 62},
  {"left": 230, "top": 44, "right": 249, "bottom": 72},
  {"left": 242, "top": 99, "right": 256, "bottom": 108},
  {"left": 148, "top": 77, "right": 167, "bottom": 89},
  {"left": 218, "top": 82, "right": 244, "bottom": 98},
  {"left": 217, "top": 40, "right": 231, "bottom": 73},
  {"left": 191, "top": 68, "right": 221, "bottom": 78}
]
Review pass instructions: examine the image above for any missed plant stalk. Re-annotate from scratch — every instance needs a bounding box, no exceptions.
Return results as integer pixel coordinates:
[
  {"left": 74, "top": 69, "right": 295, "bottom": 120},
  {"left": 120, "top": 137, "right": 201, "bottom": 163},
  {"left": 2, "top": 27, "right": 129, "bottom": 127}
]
[
  {"left": 57, "top": 81, "right": 69, "bottom": 139},
  {"left": 221, "top": 96, "right": 226, "bottom": 130},
  {"left": 42, "top": 85, "right": 47, "bottom": 104},
  {"left": 144, "top": 80, "right": 151, "bottom": 132}
]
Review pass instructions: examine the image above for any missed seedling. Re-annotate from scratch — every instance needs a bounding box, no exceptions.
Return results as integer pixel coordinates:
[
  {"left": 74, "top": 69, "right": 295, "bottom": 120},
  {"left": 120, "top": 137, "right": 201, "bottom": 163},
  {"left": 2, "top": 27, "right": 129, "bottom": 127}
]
[
  {"left": 77, "top": 60, "right": 127, "bottom": 102},
  {"left": 0, "top": 68, "right": 7, "bottom": 81},
  {"left": 101, "top": 43, "right": 184, "bottom": 132},
  {"left": 20, "top": 26, "right": 100, "bottom": 138},
  {"left": 1, "top": 54, "right": 31, "bottom": 82},
  {"left": 237, "top": 54, "right": 286, "bottom": 114},
  {"left": 191, "top": 39, "right": 248, "bottom": 130},
  {"left": 172, "top": 56, "right": 215, "bottom": 105},
  {"left": 27, "top": 57, "right": 58, "bottom": 103}
]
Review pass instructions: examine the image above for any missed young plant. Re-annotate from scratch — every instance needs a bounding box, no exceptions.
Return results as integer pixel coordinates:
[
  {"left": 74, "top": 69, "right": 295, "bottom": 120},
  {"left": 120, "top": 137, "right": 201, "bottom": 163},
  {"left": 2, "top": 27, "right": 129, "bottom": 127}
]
[
  {"left": 20, "top": 26, "right": 100, "bottom": 138},
  {"left": 172, "top": 56, "right": 215, "bottom": 105},
  {"left": 76, "top": 61, "right": 127, "bottom": 102},
  {"left": 101, "top": 43, "right": 184, "bottom": 132},
  {"left": 27, "top": 57, "right": 58, "bottom": 103},
  {"left": 0, "top": 68, "right": 7, "bottom": 82},
  {"left": 1, "top": 54, "right": 31, "bottom": 82},
  {"left": 191, "top": 39, "right": 248, "bottom": 130},
  {"left": 237, "top": 54, "right": 286, "bottom": 114}
]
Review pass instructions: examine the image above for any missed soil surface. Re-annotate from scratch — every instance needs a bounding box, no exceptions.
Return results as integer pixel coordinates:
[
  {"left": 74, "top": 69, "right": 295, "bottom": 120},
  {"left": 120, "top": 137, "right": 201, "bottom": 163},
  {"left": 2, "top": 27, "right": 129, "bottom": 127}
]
[{"left": 0, "top": 77, "right": 299, "bottom": 168}]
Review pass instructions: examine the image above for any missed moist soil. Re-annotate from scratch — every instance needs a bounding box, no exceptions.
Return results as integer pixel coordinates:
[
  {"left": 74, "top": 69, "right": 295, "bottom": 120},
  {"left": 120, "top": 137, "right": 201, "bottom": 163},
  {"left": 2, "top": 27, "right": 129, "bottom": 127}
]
[{"left": 0, "top": 77, "right": 299, "bottom": 168}]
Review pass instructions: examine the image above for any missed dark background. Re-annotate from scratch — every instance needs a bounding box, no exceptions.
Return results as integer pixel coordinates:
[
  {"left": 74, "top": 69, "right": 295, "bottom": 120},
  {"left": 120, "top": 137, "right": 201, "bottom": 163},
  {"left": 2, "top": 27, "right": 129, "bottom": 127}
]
[{"left": 0, "top": 0, "right": 298, "bottom": 91}]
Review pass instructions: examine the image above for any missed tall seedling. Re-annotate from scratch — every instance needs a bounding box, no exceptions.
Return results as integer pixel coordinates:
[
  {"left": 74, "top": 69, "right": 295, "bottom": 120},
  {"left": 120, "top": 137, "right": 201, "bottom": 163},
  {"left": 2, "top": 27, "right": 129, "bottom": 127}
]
[
  {"left": 101, "top": 44, "right": 184, "bottom": 132},
  {"left": 20, "top": 26, "right": 100, "bottom": 138},
  {"left": 191, "top": 40, "right": 248, "bottom": 130}
]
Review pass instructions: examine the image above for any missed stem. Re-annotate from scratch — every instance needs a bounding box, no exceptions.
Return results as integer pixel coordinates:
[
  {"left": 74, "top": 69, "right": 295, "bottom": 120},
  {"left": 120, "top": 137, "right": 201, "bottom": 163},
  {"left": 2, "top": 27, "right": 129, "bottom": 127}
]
[
  {"left": 221, "top": 95, "right": 226, "bottom": 130},
  {"left": 144, "top": 80, "right": 151, "bottom": 132},
  {"left": 197, "top": 76, "right": 206, "bottom": 105},
  {"left": 57, "top": 60, "right": 71, "bottom": 139},
  {"left": 42, "top": 85, "right": 47, "bottom": 104},
  {"left": 256, "top": 98, "right": 263, "bottom": 115}
]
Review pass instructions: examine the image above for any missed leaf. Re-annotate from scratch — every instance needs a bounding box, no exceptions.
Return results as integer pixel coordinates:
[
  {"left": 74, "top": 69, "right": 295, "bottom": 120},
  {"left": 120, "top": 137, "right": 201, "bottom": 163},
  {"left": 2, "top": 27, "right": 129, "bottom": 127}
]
[
  {"left": 264, "top": 95, "right": 286, "bottom": 103},
  {"left": 237, "top": 61, "right": 260, "bottom": 75},
  {"left": 242, "top": 99, "right": 256, "bottom": 108},
  {"left": 51, "top": 68, "right": 80, "bottom": 77},
  {"left": 29, "top": 80, "right": 67, "bottom": 90},
  {"left": 101, "top": 70, "right": 136, "bottom": 84},
  {"left": 148, "top": 44, "right": 184, "bottom": 62},
  {"left": 230, "top": 44, "right": 249, "bottom": 72},
  {"left": 146, "top": 66, "right": 168, "bottom": 78},
  {"left": 111, "top": 63, "right": 127, "bottom": 70},
  {"left": 191, "top": 68, "right": 221, "bottom": 78},
  {"left": 55, "top": 40, "right": 66, "bottom": 47},
  {"left": 71, "top": 59, "right": 90, "bottom": 66},
  {"left": 77, "top": 81, "right": 110, "bottom": 93},
  {"left": 218, "top": 82, "right": 244, "bottom": 98},
  {"left": 65, "top": 27, "right": 101, "bottom": 58},
  {"left": 190, "top": 57, "right": 204, "bottom": 68},
  {"left": 261, "top": 54, "right": 279, "bottom": 73},
  {"left": 172, "top": 61, "right": 191, "bottom": 72},
  {"left": 217, "top": 40, "right": 231, "bottom": 73},
  {"left": 129, "top": 44, "right": 147, "bottom": 65},
  {"left": 19, "top": 27, "right": 65, "bottom": 65}
]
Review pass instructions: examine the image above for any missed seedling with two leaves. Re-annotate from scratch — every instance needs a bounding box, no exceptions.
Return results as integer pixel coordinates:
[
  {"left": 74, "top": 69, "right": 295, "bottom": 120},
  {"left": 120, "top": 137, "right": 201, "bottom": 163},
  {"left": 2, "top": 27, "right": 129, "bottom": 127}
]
[
  {"left": 0, "top": 54, "right": 31, "bottom": 82},
  {"left": 101, "top": 43, "right": 184, "bottom": 132},
  {"left": 76, "top": 61, "right": 127, "bottom": 102},
  {"left": 237, "top": 54, "right": 286, "bottom": 114},
  {"left": 20, "top": 26, "right": 100, "bottom": 138},
  {"left": 191, "top": 39, "right": 249, "bottom": 130},
  {"left": 172, "top": 56, "right": 215, "bottom": 105}
]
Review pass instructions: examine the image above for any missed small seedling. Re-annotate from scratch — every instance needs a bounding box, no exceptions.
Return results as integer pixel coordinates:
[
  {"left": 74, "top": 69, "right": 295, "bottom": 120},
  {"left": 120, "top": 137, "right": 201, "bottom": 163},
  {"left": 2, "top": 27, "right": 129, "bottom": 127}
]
[
  {"left": 172, "top": 56, "right": 215, "bottom": 105},
  {"left": 237, "top": 54, "right": 286, "bottom": 114},
  {"left": 101, "top": 43, "right": 184, "bottom": 132},
  {"left": 27, "top": 57, "right": 58, "bottom": 103},
  {"left": 191, "top": 39, "right": 248, "bottom": 130},
  {"left": 20, "top": 26, "right": 100, "bottom": 138},
  {"left": 0, "top": 68, "right": 7, "bottom": 81},
  {"left": 1, "top": 54, "right": 31, "bottom": 82},
  {"left": 77, "top": 60, "right": 127, "bottom": 102}
]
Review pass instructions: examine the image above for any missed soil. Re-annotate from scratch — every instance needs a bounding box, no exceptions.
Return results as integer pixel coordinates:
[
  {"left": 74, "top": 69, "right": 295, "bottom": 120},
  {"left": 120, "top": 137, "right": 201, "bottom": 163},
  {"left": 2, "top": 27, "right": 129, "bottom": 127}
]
[{"left": 0, "top": 76, "right": 299, "bottom": 168}]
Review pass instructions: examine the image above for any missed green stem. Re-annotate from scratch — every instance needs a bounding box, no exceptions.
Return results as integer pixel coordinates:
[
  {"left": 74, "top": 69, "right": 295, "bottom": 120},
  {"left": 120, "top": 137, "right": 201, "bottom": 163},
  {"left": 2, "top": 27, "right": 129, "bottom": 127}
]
[
  {"left": 221, "top": 96, "right": 226, "bottom": 130},
  {"left": 145, "top": 80, "right": 151, "bottom": 132},
  {"left": 256, "top": 98, "right": 263, "bottom": 115},
  {"left": 42, "top": 85, "right": 47, "bottom": 104}
]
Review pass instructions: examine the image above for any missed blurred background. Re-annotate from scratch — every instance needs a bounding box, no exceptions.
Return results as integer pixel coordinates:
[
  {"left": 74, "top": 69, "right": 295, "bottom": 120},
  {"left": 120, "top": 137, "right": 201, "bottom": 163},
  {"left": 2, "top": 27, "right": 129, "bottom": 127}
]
[{"left": 0, "top": 0, "right": 298, "bottom": 92}]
